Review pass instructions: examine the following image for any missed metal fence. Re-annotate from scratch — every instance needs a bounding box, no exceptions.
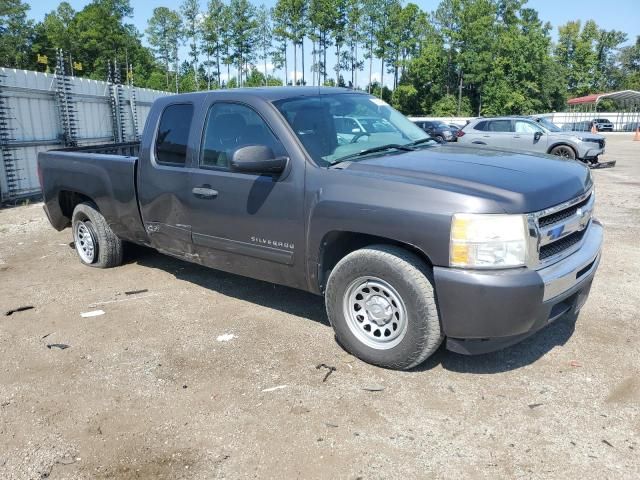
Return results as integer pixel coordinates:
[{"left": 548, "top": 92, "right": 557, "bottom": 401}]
[
  {"left": 0, "top": 67, "right": 171, "bottom": 202},
  {"left": 410, "top": 112, "right": 640, "bottom": 131}
]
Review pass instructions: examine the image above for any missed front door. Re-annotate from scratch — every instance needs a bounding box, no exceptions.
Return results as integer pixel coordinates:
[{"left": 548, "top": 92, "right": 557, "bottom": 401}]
[
  {"left": 511, "top": 119, "right": 547, "bottom": 154},
  {"left": 184, "top": 101, "right": 307, "bottom": 289}
]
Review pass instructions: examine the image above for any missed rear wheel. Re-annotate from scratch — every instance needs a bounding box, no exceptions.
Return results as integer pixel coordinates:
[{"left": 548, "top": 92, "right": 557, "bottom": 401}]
[
  {"left": 550, "top": 145, "right": 576, "bottom": 159},
  {"left": 71, "top": 202, "right": 123, "bottom": 268},
  {"left": 325, "top": 245, "right": 443, "bottom": 370}
]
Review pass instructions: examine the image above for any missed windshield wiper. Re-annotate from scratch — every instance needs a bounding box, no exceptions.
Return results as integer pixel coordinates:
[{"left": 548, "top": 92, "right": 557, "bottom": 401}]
[
  {"left": 330, "top": 143, "right": 416, "bottom": 166},
  {"left": 407, "top": 138, "right": 436, "bottom": 147}
]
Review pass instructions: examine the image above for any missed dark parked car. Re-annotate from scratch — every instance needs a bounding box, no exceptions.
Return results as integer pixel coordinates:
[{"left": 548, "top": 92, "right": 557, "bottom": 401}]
[
  {"left": 412, "top": 120, "right": 456, "bottom": 142},
  {"left": 38, "top": 87, "right": 602, "bottom": 370}
]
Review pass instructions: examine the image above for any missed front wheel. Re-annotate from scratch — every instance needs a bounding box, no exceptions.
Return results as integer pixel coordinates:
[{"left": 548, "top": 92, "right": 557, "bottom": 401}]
[
  {"left": 325, "top": 245, "right": 443, "bottom": 370},
  {"left": 72, "top": 202, "right": 123, "bottom": 268},
  {"left": 550, "top": 145, "right": 576, "bottom": 159}
]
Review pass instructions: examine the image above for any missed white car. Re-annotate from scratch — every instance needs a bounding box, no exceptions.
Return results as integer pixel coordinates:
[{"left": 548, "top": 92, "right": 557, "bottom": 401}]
[{"left": 457, "top": 116, "right": 605, "bottom": 164}]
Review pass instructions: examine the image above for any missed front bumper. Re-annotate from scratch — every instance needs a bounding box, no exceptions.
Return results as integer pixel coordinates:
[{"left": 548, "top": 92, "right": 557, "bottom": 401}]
[
  {"left": 433, "top": 220, "right": 603, "bottom": 355},
  {"left": 580, "top": 145, "right": 604, "bottom": 160}
]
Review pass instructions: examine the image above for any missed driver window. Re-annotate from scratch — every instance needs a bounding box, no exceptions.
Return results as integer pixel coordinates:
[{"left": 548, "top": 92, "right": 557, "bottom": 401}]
[
  {"left": 515, "top": 121, "right": 540, "bottom": 134},
  {"left": 200, "top": 103, "right": 284, "bottom": 170}
]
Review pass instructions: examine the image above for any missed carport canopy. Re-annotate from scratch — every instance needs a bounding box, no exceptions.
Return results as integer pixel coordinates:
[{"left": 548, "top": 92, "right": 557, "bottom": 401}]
[{"left": 568, "top": 90, "right": 640, "bottom": 106}]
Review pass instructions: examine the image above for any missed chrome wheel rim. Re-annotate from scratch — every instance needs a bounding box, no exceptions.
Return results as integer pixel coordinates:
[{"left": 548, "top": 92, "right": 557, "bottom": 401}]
[
  {"left": 343, "top": 276, "right": 408, "bottom": 350},
  {"left": 74, "top": 221, "right": 96, "bottom": 263}
]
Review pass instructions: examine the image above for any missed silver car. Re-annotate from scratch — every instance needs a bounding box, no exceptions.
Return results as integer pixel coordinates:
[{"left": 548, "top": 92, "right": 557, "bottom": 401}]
[{"left": 458, "top": 116, "right": 605, "bottom": 163}]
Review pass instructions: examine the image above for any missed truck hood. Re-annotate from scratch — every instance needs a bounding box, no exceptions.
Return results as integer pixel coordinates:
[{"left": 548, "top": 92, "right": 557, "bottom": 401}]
[{"left": 341, "top": 145, "right": 592, "bottom": 213}]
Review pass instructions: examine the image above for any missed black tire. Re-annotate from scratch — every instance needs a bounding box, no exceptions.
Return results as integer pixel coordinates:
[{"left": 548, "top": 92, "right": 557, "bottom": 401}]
[
  {"left": 550, "top": 144, "right": 576, "bottom": 159},
  {"left": 71, "top": 202, "right": 123, "bottom": 268},
  {"left": 325, "top": 245, "right": 443, "bottom": 370},
  {"left": 435, "top": 135, "right": 445, "bottom": 143}
]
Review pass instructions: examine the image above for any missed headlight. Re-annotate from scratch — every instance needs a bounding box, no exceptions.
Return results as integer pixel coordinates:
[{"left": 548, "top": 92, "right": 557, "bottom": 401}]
[{"left": 450, "top": 214, "right": 528, "bottom": 268}]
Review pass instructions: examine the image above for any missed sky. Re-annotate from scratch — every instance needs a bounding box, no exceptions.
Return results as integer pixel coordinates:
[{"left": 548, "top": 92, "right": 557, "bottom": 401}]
[{"left": 26, "top": 0, "right": 640, "bottom": 88}]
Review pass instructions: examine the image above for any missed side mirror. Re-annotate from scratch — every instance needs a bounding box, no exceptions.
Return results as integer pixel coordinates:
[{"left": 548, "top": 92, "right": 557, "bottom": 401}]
[
  {"left": 230, "top": 145, "right": 288, "bottom": 174},
  {"left": 534, "top": 131, "right": 543, "bottom": 141}
]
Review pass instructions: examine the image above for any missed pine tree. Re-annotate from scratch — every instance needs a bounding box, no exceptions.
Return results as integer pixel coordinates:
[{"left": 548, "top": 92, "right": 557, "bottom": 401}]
[{"left": 146, "top": 7, "right": 183, "bottom": 90}]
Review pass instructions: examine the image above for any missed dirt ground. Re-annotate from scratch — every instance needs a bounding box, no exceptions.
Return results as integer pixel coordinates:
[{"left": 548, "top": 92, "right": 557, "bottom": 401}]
[{"left": 1, "top": 136, "right": 638, "bottom": 480}]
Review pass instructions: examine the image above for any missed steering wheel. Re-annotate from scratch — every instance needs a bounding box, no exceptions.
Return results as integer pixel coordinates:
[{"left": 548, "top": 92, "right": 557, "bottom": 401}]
[{"left": 350, "top": 132, "right": 371, "bottom": 143}]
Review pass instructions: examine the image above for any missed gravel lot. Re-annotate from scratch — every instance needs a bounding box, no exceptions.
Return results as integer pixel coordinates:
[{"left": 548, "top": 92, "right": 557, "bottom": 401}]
[{"left": 0, "top": 136, "right": 638, "bottom": 479}]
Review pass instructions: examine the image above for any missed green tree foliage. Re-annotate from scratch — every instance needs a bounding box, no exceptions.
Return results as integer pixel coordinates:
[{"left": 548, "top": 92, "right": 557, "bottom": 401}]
[
  {"left": 3, "top": 0, "right": 636, "bottom": 114},
  {"left": 273, "top": 0, "right": 307, "bottom": 86},
  {"left": 618, "top": 36, "right": 640, "bottom": 90},
  {"left": 181, "top": 0, "right": 201, "bottom": 87},
  {"left": 431, "top": 93, "right": 471, "bottom": 116},
  {"left": 244, "top": 67, "right": 283, "bottom": 86},
  {"left": 43, "top": 0, "right": 157, "bottom": 82},
  {"left": 373, "top": 0, "right": 400, "bottom": 91},
  {"left": 254, "top": 5, "right": 271, "bottom": 86},
  {"left": 145, "top": 7, "right": 182, "bottom": 90},
  {"left": 0, "top": 0, "right": 34, "bottom": 68},
  {"left": 555, "top": 19, "right": 627, "bottom": 96},
  {"left": 202, "top": 0, "right": 227, "bottom": 89},
  {"left": 32, "top": 2, "right": 75, "bottom": 69},
  {"left": 390, "top": 84, "right": 420, "bottom": 114},
  {"left": 345, "top": 0, "right": 364, "bottom": 88},
  {"left": 308, "top": 0, "right": 337, "bottom": 86},
  {"left": 228, "top": 0, "right": 258, "bottom": 87}
]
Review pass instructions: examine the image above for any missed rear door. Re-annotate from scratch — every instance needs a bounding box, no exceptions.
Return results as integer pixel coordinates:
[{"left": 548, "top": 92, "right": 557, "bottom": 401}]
[
  {"left": 137, "top": 102, "right": 198, "bottom": 258},
  {"left": 182, "top": 99, "right": 307, "bottom": 289},
  {"left": 484, "top": 120, "right": 514, "bottom": 148}
]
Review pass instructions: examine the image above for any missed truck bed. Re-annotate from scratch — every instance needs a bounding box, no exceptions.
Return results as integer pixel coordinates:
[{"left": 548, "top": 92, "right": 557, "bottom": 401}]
[
  {"left": 38, "top": 142, "right": 149, "bottom": 245},
  {"left": 54, "top": 141, "right": 140, "bottom": 156}
]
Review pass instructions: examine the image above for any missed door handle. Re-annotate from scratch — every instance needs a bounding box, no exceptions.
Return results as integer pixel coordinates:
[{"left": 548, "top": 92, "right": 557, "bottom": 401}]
[
  {"left": 513, "top": 135, "right": 521, "bottom": 138},
  {"left": 192, "top": 186, "right": 218, "bottom": 199}
]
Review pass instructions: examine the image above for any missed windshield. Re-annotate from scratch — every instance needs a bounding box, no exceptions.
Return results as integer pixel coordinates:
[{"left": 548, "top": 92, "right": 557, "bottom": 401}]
[
  {"left": 273, "top": 93, "right": 431, "bottom": 166},
  {"left": 536, "top": 117, "right": 562, "bottom": 132}
]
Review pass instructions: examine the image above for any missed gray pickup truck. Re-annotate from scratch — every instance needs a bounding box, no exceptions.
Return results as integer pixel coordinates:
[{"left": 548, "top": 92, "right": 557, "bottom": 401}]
[{"left": 38, "top": 87, "right": 603, "bottom": 370}]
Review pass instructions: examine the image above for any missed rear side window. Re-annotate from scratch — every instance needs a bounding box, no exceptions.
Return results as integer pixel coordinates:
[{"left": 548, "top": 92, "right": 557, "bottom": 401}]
[
  {"left": 155, "top": 103, "right": 194, "bottom": 166},
  {"left": 473, "top": 121, "right": 487, "bottom": 131},
  {"left": 487, "top": 120, "right": 513, "bottom": 132}
]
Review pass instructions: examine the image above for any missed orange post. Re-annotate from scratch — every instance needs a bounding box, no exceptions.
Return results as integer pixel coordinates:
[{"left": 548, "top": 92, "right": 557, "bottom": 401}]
[
  {"left": 634, "top": 127, "right": 640, "bottom": 141},
  {"left": 591, "top": 123, "right": 597, "bottom": 134}
]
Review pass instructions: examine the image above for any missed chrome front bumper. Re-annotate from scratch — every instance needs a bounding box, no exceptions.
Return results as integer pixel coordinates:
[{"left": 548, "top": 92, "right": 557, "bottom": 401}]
[{"left": 539, "top": 219, "right": 603, "bottom": 301}]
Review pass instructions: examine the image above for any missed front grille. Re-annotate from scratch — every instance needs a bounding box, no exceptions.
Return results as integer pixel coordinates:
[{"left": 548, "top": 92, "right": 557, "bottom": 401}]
[
  {"left": 539, "top": 229, "right": 586, "bottom": 260},
  {"left": 532, "top": 190, "right": 594, "bottom": 267},
  {"left": 539, "top": 194, "right": 591, "bottom": 228}
]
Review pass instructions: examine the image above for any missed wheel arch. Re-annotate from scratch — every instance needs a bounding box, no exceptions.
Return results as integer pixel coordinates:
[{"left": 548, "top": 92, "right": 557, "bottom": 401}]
[
  {"left": 547, "top": 142, "right": 577, "bottom": 156},
  {"left": 58, "top": 190, "right": 97, "bottom": 223},
  {"left": 316, "top": 230, "right": 434, "bottom": 294}
]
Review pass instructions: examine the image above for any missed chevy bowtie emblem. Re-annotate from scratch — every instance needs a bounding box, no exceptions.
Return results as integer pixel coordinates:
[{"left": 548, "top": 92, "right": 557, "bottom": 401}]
[{"left": 548, "top": 225, "right": 565, "bottom": 240}]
